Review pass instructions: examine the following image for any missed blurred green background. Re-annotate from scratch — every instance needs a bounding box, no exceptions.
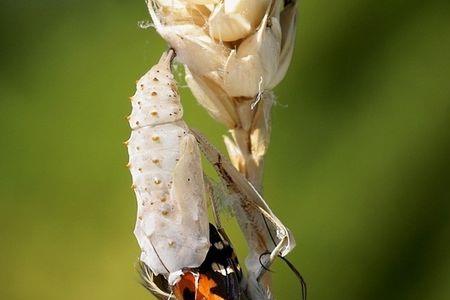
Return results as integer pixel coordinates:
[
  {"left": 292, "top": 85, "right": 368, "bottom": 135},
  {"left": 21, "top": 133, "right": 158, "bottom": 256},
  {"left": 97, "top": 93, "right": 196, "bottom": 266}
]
[{"left": 1, "top": 0, "right": 449, "bottom": 299}]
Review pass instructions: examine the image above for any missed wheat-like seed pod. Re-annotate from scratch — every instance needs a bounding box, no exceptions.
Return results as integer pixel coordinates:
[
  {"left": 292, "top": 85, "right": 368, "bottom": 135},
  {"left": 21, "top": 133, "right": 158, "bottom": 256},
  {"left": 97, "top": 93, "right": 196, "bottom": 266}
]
[
  {"left": 148, "top": 0, "right": 297, "bottom": 191},
  {"left": 127, "top": 50, "right": 209, "bottom": 279}
]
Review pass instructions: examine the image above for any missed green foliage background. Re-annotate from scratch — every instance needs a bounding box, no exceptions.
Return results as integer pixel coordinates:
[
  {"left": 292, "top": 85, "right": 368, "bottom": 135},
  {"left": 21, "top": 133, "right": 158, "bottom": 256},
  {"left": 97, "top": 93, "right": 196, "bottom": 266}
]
[{"left": 1, "top": 0, "right": 449, "bottom": 299}]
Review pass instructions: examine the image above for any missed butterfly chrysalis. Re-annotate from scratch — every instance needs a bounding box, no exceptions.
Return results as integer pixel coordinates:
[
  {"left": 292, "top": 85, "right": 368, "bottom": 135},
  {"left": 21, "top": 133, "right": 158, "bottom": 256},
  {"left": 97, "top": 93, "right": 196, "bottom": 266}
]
[{"left": 126, "top": 50, "right": 210, "bottom": 281}]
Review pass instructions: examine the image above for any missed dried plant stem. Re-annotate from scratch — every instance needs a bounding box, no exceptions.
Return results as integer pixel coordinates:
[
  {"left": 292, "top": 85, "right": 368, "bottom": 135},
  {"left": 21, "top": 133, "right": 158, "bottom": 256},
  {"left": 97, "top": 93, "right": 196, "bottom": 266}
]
[
  {"left": 222, "top": 93, "right": 275, "bottom": 298},
  {"left": 224, "top": 93, "right": 273, "bottom": 192},
  {"left": 228, "top": 127, "right": 264, "bottom": 190}
]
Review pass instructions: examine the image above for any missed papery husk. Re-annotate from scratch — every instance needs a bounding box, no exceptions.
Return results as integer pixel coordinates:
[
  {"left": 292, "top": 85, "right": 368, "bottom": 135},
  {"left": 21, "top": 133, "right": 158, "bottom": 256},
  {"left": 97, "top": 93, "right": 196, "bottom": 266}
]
[
  {"left": 209, "top": 3, "right": 253, "bottom": 42},
  {"left": 222, "top": 14, "right": 282, "bottom": 98},
  {"left": 268, "top": 1, "right": 298, "bottom": 88},
  {"left": 223, "top": 134, "right": 245, "bottom": 172},
  {"left": 185, "top": 68, "right": 239, "bottom": 128},
  {"left": 208, "top": 0, "right": 270, "bottom": 41},
  {"left": 250, "top": 91, "right": 273, "bottom": 165}
]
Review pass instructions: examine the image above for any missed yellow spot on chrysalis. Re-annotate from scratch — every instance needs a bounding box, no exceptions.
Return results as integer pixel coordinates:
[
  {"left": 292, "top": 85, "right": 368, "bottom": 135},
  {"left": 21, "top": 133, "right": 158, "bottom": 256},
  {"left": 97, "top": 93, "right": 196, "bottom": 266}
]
[
  {"left": 162, "top": 210, "right": 168, "bottom": 216},
  {"left": 126, "top": 115, "right": 131, "bottom": 121},
  {"left": 168, "top": 241, "right": 175, "bottom": 247},
  {"left": 123, "top": 140, "right": 129, "bottom": 146},
  {"left": 131, "top": 184, "right": 136, "bottom": 190},
  {"left": 152, "top": 158, "right": 160, "bottom": 164},
  {"left": 153, "top": 177, "right": 161, "bottom": 185},
  {"left": 160, "top": 195, "right": 167, "bottom": 202},
  {"left": 151, "top": 91, "right": 157, "bottom": 96},
  {"left": 128, "top": 96, "right": 133, "bottom": 101},
  {"left": 126, "top": 162, "right": 131, "bottom": 168},
  {"left": 150, "top": 111, "right": 158, "bottom": 117},
  {"left": 151, "top": 135, "right": 160, "bottom": 142}
]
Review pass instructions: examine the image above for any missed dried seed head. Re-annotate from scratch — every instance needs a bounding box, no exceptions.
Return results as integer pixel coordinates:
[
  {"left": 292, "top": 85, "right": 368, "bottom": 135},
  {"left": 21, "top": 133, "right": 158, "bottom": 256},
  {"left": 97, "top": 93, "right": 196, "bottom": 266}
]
[{"left": 148, "top": 0, "right": 296, "bottom": 98}]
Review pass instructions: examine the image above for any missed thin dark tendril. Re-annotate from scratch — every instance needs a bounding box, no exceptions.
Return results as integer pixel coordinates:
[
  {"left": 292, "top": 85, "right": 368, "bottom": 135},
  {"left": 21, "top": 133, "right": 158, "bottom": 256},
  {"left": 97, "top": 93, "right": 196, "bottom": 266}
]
[
  {"left": 279, "top": 256, "right": 307, "bottom": 300},
  {"left": 258, "top": 251, "right": 274, "bottom": 273},
  {"left": 262, "top": 213, "right": 278, "bottom": 247}
]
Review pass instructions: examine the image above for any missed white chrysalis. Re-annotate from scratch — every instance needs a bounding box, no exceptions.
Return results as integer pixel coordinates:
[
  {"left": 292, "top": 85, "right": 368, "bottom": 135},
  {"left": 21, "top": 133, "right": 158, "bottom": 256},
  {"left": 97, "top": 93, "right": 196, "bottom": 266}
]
[{"left": 127, "top": 50, "right": 209, "bottom": 281}]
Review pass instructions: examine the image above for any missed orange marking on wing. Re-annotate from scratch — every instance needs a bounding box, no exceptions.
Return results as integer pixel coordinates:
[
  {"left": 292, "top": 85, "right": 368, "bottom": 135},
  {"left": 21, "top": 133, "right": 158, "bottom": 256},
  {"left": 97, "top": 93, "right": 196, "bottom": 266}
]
[{"left": 173, "top": 273, "right": 225, "bottom": 300}]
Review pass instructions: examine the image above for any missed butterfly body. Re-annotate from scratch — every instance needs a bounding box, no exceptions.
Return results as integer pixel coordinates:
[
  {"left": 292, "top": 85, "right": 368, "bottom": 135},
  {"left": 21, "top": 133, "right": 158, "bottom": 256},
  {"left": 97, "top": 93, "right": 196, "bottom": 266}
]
[
  {"left": 173, "top": 224, "right": 242, "bottom": 300},
  {"left": 140, "top": 223, "right": 243, "bottom": 300}
]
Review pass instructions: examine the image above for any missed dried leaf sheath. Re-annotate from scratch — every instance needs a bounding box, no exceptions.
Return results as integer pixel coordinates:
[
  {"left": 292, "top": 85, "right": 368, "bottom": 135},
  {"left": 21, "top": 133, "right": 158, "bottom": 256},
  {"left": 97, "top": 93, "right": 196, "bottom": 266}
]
[{"left": 193, "top": 130, "right": 295, "bottom": 299}]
